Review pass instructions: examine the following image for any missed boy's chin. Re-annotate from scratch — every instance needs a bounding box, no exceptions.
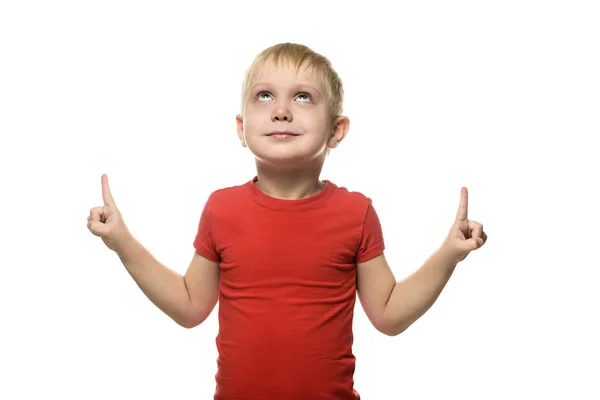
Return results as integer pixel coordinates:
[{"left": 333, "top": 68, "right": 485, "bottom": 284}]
[{"left": 253, "top": 151, "right": 326, "bottom": 169}]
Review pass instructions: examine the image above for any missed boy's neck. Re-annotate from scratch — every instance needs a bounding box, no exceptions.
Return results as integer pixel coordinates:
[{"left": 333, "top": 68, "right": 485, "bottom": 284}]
[{"left": 253, "top": 165, "right": 326, "bottom": 200}]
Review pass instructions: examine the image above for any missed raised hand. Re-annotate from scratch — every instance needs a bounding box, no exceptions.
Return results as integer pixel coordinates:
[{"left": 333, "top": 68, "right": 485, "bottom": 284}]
[
  {"left": 441, "top": 187, "right": 487, "bottom": 263},
  {"left": 87, "top": 174, "right": 133, "bottom": 253}
]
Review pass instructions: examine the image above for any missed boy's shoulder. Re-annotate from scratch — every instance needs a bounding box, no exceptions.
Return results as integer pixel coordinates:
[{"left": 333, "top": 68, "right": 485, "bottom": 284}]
[
  {"left": 205, "top": 179, "right": 250, "bottom": 199},
  {"left": 210, "top": 182, "right": 245, "bottom": 195},
  {"left": 328, "top": 180, "right": 374, "bottom": 206}
]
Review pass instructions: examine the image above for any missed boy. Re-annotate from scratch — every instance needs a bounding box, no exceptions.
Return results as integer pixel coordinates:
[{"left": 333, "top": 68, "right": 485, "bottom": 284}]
[{"left": 88, "top": 42, "right": 487, "bottom": 399}]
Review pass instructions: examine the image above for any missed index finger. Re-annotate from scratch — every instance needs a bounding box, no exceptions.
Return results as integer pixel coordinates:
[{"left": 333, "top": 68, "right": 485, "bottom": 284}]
[
  {"left": 455, "top": 186, "right": 468, "bottom": 221},
  {"left": 101, "top": 174, "right": 116, "bottom": 206}
]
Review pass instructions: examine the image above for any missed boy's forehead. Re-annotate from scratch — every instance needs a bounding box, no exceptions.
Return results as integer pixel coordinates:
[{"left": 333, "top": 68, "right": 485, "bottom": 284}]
[{"left": 250, "top": 58, "right": 323, "bottom": 88}]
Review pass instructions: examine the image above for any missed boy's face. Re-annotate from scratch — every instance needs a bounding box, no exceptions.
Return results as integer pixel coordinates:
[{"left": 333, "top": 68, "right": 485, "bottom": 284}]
[{"left": 236, "top": 59, "right": 348, "bottom": 167}]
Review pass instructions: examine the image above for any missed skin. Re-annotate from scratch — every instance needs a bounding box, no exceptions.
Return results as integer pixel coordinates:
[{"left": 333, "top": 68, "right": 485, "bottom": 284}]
[{"left": 236, "top": 57, "right": 349, "bottom": 200}]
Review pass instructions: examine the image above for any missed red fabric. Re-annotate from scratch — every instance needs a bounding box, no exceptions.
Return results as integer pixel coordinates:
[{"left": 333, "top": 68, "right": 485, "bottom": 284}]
[{"left": 193, "top": 176, "right": 385, "bottom": 400}]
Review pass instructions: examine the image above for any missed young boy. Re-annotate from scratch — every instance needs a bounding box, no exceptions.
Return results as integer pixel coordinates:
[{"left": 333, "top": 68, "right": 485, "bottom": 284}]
[{"left": 88, "top": 42, "right": 487, "bottom": 399}]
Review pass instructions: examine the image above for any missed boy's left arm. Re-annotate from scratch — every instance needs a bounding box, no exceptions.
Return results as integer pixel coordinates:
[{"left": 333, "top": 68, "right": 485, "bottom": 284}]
[{"left": 356, "top": 187, "right": 487, "bottom": 336}]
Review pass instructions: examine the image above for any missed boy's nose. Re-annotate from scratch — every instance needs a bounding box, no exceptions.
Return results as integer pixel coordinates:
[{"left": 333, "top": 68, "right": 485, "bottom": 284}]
[{"left": 271, "top": 106, "right": 293, "bottom": 122}]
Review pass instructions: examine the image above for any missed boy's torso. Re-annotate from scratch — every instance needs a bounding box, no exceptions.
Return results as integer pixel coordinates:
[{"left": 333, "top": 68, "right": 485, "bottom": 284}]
[{"left": 194, "top": 177, "right": 379, "bottom": 399}]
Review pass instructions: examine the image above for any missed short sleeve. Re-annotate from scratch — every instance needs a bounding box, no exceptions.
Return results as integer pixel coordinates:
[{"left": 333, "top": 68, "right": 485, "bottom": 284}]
[
  {"left": 193, "top": 194, "right": 220, "bottom": 262},
  {"left": 355, "top": 201, "right": 385, "bottom": 263}
]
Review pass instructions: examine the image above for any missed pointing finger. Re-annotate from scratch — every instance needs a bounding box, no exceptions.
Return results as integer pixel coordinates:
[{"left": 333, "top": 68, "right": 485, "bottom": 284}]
[
  {"left": 455, "top": 187, "right": 468, "bottom": 222},
  {"left": 101, "top": 174, "right": 116, "bottom": 207}
]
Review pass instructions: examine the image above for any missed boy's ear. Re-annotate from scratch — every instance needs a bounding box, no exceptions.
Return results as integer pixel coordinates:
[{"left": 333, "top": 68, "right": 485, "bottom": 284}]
[
  {"left": 236, "top": 114, "right": 247, "bottom": 147},
  {"left": 328, "top": 116, "right": 350, "bottom": 149}
]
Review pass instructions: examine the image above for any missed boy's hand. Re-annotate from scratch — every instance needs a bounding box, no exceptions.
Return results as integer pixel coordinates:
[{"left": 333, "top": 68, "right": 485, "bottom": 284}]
[
  {"left": 87, "top": 174, "right": 133, "bottom": 253},
  {"left": 441, "top": 187, "right": 487, "bottom": 263}
]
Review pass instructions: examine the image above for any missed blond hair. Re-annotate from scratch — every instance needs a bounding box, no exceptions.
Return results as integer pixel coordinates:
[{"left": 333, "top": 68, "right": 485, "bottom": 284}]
[{"left": 240, "top": 43, "right": 344, "bottom": 119}]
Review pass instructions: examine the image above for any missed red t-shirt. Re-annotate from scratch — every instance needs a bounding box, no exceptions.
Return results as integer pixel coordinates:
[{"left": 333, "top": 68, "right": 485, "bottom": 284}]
[{"left": 193, "top": 176, "right": 385, "bottom": 400}]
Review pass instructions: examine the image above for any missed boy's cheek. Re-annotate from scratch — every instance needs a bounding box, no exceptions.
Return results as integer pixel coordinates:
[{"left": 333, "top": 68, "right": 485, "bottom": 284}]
[{"left": 242, "top": 121, "right": 262, "bottom": 137}]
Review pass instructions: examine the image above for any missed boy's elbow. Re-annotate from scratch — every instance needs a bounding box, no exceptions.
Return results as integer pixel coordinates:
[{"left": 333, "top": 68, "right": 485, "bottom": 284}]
[
  {"left": 379, "top": 326, "right": 401, "bottom": 337},
  {"left": 179, "top": 309, "right": 212, "bottom": 329},
  {"left": 384, "top": 327, "right": 405, "bottom": 337},
  {"left": 177, "top": 314, "right": 200, "bottom": 329},
  {"left": 378, "top": 319, "right": 410, "bottom": 336},
  {"left": 178, "top": 318, "right": 196, "bottom": 329}
]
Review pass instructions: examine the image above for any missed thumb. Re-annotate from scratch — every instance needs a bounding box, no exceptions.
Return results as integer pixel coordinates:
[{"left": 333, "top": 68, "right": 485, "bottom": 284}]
[
  {"left": 457, "top": 238, "right": 482, "bottom": 253},
  {"left": 88, "top": 219, "right": 110, "bottom": 237},
  {"left": 467, "top": 237, "right": 483, "bottom": 250}
]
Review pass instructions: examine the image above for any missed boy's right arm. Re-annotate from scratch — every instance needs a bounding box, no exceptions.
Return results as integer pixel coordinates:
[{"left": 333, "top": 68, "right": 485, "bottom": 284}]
[
  {"left": 88, "top": 174, "right": 219, "bottom": 328},
  {"left": 116, "top": 236, "right": 220, "bottom": 328}
]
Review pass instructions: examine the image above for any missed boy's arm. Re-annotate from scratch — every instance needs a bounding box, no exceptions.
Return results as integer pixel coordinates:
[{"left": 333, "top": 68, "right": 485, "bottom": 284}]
[
  {"left": 357, "top": 187, "right": 486, "bottom": 336},
  {"left": 116, "top": 236, "right": 220, "bottom": 328},
  {"left": 356, "top": 247, "right": 457, "bottom": 336}
]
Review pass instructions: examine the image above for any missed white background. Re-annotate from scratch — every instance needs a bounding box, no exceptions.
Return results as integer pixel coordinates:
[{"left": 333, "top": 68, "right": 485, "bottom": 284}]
[{"left": 1, "top": 1, "right": 599, "bottom": 399}]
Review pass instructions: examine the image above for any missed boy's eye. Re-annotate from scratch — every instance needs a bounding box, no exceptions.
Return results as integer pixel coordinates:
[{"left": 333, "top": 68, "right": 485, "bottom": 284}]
[
  {"left": 295, "top": 92, "right": 312, "bottom": 102},
  {"left": 255, "top": 91, "right": 312, "bottom": 103},
  {"left": 257, "top": 91, "right": 273, "bottom": 101}
]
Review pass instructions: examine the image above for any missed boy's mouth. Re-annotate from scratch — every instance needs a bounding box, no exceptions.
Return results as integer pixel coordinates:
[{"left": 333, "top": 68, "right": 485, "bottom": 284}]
[
  {"left": 266, "top": 131, "right": 299, "bottom": 137},
  {"left": 266, "top": 131, "right": 300, "bottom": 141}
]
